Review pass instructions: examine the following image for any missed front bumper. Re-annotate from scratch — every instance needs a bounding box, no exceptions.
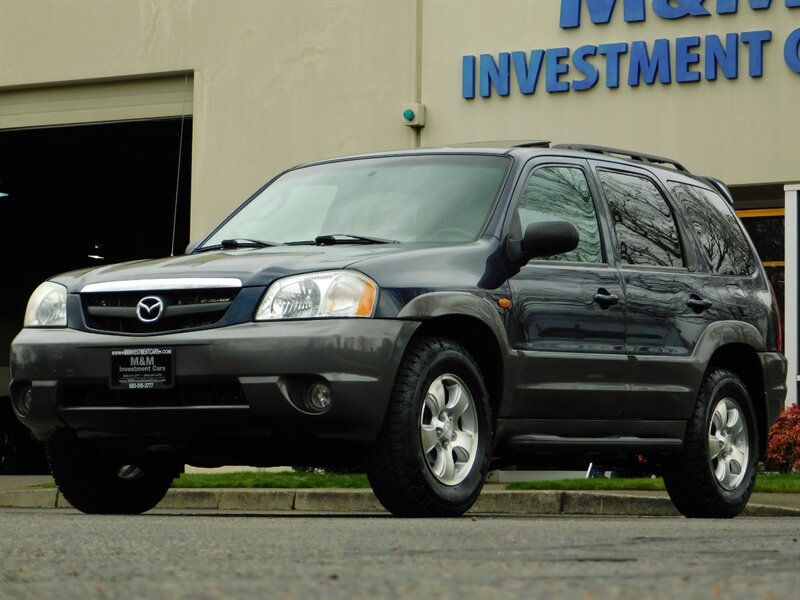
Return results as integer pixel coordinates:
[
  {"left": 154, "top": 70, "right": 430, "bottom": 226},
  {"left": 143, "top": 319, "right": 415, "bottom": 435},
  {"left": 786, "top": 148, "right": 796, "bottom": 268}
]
[{"left": 10, "top": 319, "right": 418, "bottom": 442}]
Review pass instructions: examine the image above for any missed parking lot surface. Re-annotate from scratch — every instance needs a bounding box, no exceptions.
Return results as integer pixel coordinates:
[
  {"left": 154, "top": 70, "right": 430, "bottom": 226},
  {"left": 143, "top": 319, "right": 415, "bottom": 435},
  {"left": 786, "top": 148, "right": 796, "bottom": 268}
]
[{"left": 1, "top": 509, "right": 798, "bottom": 599}]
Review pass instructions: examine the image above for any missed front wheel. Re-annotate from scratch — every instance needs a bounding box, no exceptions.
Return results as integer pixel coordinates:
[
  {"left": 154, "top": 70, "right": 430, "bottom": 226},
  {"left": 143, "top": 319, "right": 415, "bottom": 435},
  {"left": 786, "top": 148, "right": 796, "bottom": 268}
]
[
  {"left": 363, "top": 337, "right": 492, "bottom": 517},
  {"left": 47, "top": 432, "right": 177, "bottom": 514},
  {"left": 663, "top": 368, "right": 758, "bottom": 518}
]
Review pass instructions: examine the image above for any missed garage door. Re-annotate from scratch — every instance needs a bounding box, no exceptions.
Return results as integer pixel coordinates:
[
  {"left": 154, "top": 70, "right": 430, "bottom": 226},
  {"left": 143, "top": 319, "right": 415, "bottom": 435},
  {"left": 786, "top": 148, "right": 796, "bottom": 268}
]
[{"left": 0, "top": 73, "right": 192, "bottom": 129}]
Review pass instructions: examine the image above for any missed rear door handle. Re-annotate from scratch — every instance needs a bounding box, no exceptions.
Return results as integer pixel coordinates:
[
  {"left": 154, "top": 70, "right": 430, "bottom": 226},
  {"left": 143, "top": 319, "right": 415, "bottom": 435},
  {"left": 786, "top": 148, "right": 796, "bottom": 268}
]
[
  {"left": 593, "top": 288, "right": 619, "bottom": 308},
  {"left": 686, "top": 295, "right": 713, "bottom": 312}
]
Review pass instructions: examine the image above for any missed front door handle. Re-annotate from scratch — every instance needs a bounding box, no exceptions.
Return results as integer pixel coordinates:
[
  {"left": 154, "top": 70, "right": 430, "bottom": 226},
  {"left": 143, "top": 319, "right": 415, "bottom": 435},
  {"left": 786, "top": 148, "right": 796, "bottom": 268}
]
[
  {"left": 686, "top": 295, "right": 713, "bottom": 312},
  {"left": 593, "top": 288, "right": 619, "bottom": 308}
]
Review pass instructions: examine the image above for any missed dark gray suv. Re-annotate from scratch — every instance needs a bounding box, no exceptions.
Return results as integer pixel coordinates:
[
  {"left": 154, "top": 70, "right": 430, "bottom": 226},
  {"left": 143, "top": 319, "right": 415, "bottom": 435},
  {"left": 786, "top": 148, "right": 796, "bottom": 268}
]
[{"left": 10, "top": 143, "right": 787, "bottom": 518}]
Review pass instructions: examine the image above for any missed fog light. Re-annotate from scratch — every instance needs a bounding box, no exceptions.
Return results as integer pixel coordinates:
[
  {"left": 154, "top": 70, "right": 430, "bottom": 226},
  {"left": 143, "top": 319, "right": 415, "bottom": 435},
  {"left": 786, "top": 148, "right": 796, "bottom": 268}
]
[
  {"left": 305, "top": 382, "right": 332, "bottom": 413},
  {"left": 13, "top": 386, "right": 33, "bottom": 417}
]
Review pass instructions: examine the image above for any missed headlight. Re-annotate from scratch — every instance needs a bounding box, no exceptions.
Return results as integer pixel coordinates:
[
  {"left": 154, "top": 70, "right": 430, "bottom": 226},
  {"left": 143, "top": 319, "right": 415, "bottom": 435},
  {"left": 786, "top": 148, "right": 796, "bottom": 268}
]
[
  {"left": 256, "top": 270, "right": 378, "bottom": 320},
  {"left": 24, "top": 281, "right": 68, "bottom": 327}
]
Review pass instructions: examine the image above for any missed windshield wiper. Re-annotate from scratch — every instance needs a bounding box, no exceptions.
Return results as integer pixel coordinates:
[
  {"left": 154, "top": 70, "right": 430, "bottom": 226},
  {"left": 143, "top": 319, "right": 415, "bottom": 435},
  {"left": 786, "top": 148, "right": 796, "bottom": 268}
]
[
  {"left": 311, "top": 234, "right": 398, "bottom": 245},
  {"left": 196, "top": 238, "right": 281, "bottom": 252}
]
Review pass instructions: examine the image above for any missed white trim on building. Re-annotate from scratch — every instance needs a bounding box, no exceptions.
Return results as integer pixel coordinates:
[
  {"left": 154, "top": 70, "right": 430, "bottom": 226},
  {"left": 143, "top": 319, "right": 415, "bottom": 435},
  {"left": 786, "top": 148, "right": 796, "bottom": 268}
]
[{"left": 784, "top": 184, "right": 799, "bottom": 408}]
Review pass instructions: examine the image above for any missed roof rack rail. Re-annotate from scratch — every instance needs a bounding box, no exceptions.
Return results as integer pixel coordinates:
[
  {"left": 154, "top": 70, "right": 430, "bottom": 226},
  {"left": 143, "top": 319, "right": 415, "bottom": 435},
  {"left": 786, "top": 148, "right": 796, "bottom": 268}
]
[
  {"left": 510, "top": 140, "right": 551, "bottom": 148},
  {"left": 551, "top": 143, "right": 689, "bottom": 173},
  {"left": 443, "top": 140, "right": 551, "bottom": 148},
  {"left": 703, "top": 176, "right": 735, "bottom": 206}
]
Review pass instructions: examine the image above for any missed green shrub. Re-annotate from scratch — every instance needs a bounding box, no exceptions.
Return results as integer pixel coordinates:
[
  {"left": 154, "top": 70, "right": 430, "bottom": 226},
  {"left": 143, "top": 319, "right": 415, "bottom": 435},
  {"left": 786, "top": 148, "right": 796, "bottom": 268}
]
[{"left": 766, "top": 404, "right": 800, "bottom": 473}]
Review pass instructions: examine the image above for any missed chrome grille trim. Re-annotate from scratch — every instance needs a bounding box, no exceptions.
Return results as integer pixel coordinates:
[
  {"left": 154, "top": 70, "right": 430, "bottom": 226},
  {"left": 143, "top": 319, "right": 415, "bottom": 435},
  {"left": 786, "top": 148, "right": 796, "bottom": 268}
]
[{"left": 81, "top": 278, "right": 243, "bottom": 293}]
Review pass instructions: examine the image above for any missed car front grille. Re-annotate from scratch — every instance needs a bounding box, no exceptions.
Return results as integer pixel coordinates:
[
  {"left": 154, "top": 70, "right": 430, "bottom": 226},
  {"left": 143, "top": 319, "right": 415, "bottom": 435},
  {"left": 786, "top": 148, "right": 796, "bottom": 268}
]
[
  {"left": 82, "top": 288, "right": 240, "bottom": 333},
  {"left": 59, "top": 383, "right": 247, "bottom": 409}
]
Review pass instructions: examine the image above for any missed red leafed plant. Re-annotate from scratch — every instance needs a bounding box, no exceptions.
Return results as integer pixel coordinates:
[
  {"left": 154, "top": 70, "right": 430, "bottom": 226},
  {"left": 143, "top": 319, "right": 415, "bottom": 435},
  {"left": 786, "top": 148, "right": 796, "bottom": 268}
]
[{"left": 766, "top": 403, "right": 800, "bottom": 473}]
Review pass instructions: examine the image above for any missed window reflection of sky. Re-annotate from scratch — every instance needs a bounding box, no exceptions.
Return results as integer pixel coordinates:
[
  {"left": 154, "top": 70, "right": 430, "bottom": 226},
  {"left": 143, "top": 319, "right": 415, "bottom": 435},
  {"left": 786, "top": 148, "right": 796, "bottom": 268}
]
[{"left": 204, "top": 155, "right": 511, "bottom": 246}]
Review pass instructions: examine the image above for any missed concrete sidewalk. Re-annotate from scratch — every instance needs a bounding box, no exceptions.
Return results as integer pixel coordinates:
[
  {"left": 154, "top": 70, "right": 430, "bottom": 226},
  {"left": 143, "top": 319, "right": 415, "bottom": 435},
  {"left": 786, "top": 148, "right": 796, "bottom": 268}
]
[{"left": 1, "top": 476, "right": 799, "bottom": 516}]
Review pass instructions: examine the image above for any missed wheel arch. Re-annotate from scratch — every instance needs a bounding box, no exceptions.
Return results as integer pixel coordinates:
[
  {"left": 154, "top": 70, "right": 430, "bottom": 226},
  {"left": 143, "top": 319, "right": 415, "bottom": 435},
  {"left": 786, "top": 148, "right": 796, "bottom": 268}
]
[
  {"left": 707, "top": 343, "right": 768, "bottom": 458},
  {"left": 397, "top": 293, "right": 511, "bottom": 422}
]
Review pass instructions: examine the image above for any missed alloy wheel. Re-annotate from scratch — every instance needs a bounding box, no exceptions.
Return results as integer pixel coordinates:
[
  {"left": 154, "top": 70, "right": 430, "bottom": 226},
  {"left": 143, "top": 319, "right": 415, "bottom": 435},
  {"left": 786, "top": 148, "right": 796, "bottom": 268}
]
[
  {"left": 419, "top": 373, "right": 478, "bottom": 486},
  {"left": 708, "top": 397, "right": 749, "bottom": 491}
]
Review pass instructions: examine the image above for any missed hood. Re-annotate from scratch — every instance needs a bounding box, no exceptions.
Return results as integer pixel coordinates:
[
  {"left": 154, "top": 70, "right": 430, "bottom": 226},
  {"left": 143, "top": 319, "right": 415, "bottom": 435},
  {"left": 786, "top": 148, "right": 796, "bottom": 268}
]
[{"left": 52, "top": 244, "right": 434, "bottom": 293}]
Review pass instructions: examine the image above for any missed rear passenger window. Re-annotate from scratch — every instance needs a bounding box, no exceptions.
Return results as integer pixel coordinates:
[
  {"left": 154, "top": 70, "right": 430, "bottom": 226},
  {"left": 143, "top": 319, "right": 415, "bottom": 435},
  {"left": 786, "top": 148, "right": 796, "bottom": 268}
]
[
  {"left": 516, "top": 166, "right": 602, "bottom": 263},
  {"left": 668, "top": 183, "right": 755, "bottom": 276},
  {"left": 598, "top": 170, "right": 684, "bottom": 268}
]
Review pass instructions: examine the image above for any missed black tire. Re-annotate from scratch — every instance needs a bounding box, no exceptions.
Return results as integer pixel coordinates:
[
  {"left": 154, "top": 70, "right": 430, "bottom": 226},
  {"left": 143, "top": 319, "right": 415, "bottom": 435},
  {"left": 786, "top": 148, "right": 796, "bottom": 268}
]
[
  {"left": 663, "top": 368, "right": 758, "bottom": 518},
  {"left": 363, "top": 337, "right": 492, "bottom": 517},
  {"left": 46, "top": 431, "right": 176, "bottom": 514}
]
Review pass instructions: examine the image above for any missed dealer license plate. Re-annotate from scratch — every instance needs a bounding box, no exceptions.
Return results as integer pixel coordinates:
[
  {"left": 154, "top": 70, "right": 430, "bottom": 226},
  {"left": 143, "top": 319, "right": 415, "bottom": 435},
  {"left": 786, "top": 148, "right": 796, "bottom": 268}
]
[{"left": 110, "top": 348, "right": 174, "bottom": 390}]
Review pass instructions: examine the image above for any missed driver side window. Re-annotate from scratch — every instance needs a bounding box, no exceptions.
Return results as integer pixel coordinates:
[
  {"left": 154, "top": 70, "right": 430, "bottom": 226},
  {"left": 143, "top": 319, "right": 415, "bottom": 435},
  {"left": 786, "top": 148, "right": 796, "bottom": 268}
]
[{"left": 515, "top": 165, "right": 603, "bottom": 263}]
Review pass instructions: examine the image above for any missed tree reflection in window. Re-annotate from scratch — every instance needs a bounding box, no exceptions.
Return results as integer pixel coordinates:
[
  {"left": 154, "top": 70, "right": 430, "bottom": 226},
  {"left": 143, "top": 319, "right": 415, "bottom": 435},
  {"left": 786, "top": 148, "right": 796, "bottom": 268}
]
[
  {"left": 517, "top": 166, "right": 602, "bottom": 263},
  {"left": 598, "top": 171, "right": 683, "bottom": 268},
  {"left": 668, "top": 183, "right": 755, "bottom": 276}
]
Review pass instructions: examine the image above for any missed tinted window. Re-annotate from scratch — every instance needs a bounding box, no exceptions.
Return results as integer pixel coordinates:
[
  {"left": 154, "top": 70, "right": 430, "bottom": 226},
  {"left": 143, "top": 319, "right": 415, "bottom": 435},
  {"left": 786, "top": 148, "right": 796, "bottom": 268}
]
[
  {"left": 516, "top": 166, "right": 602, "bottom": 263},
  {"left": 598, "top": 170, "right": 683, "bottom": 268},
  {"left": 669, "top": 183, "right": 756, "bottom": 276}
]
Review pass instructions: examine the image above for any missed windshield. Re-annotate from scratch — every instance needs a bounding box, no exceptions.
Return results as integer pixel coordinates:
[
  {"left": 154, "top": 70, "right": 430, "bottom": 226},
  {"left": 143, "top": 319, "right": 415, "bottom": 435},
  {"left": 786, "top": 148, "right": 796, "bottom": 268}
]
[{"left": 200, "top": 154, "right": 510, "bottom": 247}]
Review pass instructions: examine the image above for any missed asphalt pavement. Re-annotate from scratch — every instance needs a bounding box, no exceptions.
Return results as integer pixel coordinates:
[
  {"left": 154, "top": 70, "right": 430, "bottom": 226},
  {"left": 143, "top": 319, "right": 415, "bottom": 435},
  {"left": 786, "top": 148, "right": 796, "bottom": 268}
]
[
  {"left": 1, "top": 475, "right": 800, "bottom": 517},
  {"left": 1, "top": 509, "right": 798, "bottom": 599}
]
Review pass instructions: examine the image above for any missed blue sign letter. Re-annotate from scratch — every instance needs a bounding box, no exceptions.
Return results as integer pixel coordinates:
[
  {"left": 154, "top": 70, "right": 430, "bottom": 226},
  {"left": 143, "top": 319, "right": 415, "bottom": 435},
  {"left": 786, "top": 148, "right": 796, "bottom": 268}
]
[
  {"left": 717, "top": 0, "right": 775, "bottom": 12},
  {"left": 480, "top": 53, "right": 511, "bottom": 97},
  {"left": 462, "top": 55, "right": 476, "bottom": 99},
  {"left": 705, "top": 34, "right": 739, "bottom": 80},
  {"left": 652, "top": 0, "right": 710, "bottom": 19},
  {"left": 628, "top": 39, "right": 672, "bottom": 86},
  {"left": 741, "top": 30, "right": 772, "bottom": 77},
  {"left": 512, "top": 50, "right": 545, "bottom": 94},
  {"left": 572, "top": 45, "right": 600, "bottom": 91},
  {"left": 598, "top": 42, "right": 629, "bottom": 88},
  {"left": 676, "top": 36, "right": 702, "bottom": 82},
  {"left": 560, "top": 0, "right": 645, "bottom": 29},
  {"left": 716, "top": 0, "right": 738, "bottom": 13},
  {"left": 785, "top": 27, "right": 800, "bottom": 73},
  {"left": 546, "top": 48, "right": 571, "bottom": 92}
]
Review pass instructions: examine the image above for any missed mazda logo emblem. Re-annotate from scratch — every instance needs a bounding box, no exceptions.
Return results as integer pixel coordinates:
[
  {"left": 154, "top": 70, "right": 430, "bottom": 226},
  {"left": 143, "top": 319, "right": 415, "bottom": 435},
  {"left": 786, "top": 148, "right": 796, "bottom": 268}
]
[{"left": 136, "top": 296, "right": 165, "bottom": 323}]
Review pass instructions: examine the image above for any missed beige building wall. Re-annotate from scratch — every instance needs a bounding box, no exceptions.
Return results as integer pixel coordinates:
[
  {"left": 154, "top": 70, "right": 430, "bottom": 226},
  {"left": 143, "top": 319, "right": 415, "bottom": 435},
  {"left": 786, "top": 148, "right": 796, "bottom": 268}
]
[
  {"left": 2, "top": 0, "right": 798, "bottom": 238},
  {"left": 420, "top": 0, "right": 800, "bottom": 185},
  {"left": 0, "top": 0, "right": 418, "bottom": 238}
]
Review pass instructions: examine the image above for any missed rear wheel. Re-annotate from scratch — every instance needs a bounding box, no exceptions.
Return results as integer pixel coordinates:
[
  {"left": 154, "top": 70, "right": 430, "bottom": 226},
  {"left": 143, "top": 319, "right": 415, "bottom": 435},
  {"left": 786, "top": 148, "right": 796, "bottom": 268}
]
[
  {"left": 46, "top": 431, "right": 176, "bottom": 514},
  {"left": 363, "top": 337, "right": 492, "bottom": 517},
  {"left": 663, "top": 368, "right": 758, "bottom": 518}
]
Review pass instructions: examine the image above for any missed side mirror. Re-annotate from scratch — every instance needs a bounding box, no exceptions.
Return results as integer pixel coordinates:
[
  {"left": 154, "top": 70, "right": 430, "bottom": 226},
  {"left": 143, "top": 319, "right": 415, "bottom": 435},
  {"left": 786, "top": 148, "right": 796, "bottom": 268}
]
[
  {"left": 507, "top": 220, "right": 580, "bottom": 264},
  {"left": 184, "top": 239, "right": 202, "bottom": 255}
]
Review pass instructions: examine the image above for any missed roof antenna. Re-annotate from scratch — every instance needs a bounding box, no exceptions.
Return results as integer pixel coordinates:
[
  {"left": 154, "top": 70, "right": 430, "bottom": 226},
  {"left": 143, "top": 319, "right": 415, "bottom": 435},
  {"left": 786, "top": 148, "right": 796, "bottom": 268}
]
[{"left": 170, "top": 73, "right": 189, "bottom": 256}]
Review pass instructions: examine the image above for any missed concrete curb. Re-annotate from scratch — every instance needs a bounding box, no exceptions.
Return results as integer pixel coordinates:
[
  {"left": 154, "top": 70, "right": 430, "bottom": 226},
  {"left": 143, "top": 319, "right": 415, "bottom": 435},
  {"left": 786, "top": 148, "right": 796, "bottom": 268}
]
[{"left": 2, "top": 487, "right": 799, "bottom": 516}]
